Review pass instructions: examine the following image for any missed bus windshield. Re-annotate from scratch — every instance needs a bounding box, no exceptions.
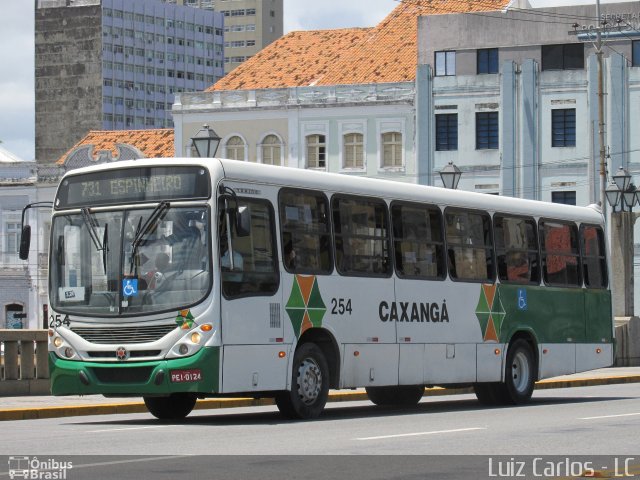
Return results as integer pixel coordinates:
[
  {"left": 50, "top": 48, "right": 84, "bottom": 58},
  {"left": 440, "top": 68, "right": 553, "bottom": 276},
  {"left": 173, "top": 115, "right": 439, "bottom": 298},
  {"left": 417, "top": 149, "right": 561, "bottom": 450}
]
[{"left": 50, "top": 205, "right": 211, "bottom": 317}]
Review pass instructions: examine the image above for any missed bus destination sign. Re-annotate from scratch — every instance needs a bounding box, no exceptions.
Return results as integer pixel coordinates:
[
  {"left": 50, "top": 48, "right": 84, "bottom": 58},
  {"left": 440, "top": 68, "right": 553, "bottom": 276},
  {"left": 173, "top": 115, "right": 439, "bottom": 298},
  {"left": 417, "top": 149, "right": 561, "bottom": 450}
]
[{"left": 56, "top": 166, "right": 211, "bottom": 208}]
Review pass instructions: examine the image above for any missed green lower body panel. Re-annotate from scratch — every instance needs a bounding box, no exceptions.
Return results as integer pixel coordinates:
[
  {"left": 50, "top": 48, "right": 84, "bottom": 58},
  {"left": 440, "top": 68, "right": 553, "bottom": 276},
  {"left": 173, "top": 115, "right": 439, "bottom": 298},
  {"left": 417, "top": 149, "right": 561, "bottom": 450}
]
[{"left": 49, "top": 347, "right": 220, "bottom": 396}]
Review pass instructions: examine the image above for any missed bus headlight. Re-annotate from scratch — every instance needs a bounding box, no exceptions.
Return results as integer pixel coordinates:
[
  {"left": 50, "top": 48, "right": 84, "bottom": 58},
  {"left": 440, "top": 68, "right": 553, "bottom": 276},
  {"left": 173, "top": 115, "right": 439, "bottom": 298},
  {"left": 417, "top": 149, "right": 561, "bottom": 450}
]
[
  {"left": 53, "top": 337, "right": 64, "bottom": 348},
  {"left": 190, "top": 332, "right": 201, "bottom": 344},
  {"left": 64, "top": 347, "right": 74, "bottom": 358},
  {"left": 179, "top": 344, "right": 189, "bottom": 355}
]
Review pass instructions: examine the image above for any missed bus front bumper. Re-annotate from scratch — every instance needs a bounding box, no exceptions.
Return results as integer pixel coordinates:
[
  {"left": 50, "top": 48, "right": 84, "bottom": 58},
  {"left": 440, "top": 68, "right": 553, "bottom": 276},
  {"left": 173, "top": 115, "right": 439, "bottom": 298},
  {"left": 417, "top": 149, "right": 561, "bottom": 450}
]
[{"left": 49, "top": 346, "right": 220, "bottom": 396}]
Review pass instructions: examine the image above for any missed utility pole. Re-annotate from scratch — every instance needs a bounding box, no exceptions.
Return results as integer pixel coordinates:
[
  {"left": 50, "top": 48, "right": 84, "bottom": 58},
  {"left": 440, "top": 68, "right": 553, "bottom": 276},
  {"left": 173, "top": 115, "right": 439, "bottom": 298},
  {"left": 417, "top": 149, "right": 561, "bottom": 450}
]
[{"left": 569, "top": 0, "right": 610, "bottom": 207}]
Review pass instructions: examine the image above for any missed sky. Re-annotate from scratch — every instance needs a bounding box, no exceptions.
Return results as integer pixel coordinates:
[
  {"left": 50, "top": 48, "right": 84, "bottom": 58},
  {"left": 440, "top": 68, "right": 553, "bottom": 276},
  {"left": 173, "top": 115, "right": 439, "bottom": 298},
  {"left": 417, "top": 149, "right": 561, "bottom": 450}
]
[{"left": 0, "top": 0, "right": 626, "bottom": 161}]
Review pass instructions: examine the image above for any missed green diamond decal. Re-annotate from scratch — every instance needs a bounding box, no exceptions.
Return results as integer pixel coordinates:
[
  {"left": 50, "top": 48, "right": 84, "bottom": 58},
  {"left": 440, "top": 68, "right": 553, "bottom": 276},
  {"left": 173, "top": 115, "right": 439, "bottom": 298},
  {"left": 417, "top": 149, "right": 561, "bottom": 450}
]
[{"left": 285, "top": 275, "right": 327, "bottom": 338}]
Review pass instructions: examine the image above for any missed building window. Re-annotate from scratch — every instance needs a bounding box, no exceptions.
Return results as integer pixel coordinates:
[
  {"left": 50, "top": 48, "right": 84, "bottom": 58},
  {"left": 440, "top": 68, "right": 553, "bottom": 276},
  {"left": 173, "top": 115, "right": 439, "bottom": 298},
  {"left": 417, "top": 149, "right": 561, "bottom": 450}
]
[
  {"left": 477, "top": 48, "right": 499, "bottom": 74},
  {"left": 551, "top": 109, "right": 576, "bottom": 147},
  {"left": 633, "top": 40, "right": 640, "bottom": 67},
  {"left": 261, "top": 134, "right": 282, "bottom": 166},
  {"left": 551, "top": 191, "right": 576, "bottom": 205},
  {"left": 435, "top": 51, "right": 455, "bottom": 76},
  {"left": 541, "top": 43, "right": 584, "bottom": 70},
  {"left": 435, "top": 113, "right": 458, "bottom": 151},
  {"left": 4, "top": 222, "right": 19, "bottom": 253},
  {"left": 343, "top": 133, "right": 364, "bottom": 169},
  {"left": 381, "top": 132, "right": 402, "bottom": 167},
  {"left": 306, "top": 134, "right": 326, "bottom": 169},
  {"left": 225, "top": 136, "right": 245, "bottom": 161},
  {"left": 476, "top": 112, "right": 499, "bottom": 150}
]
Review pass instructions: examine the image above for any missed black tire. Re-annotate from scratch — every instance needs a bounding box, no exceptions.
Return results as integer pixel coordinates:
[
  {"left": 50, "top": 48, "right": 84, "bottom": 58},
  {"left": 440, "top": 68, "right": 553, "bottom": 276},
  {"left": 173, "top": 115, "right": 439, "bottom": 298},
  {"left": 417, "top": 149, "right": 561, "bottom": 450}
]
[
  {"left": 366, "top": 385, "right": 425, "bottom": 406},
  {"left": 502, "top": 338, "right": 536, "bottom": 404},
  {"left": 144, "top": 393, "right": 197, "bottom": 420},
  {"left": 275, "top": 343, "right": 329, "bottom": 419},
  {"left": 473, "top": 382, "right": 501, "bottom": 405}
]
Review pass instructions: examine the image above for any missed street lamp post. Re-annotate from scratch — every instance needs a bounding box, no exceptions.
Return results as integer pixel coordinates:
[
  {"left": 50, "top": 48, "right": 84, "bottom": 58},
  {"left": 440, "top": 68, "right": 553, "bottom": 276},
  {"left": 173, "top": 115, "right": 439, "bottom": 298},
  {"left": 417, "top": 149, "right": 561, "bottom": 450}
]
[
  {"left": 605, "top": 167, "right": 640, "bottom": 318},
  {"left": 439, "top": 161, "right": 462, "bottom": 190},
  {"left": 191, "top": 124, "right": 221, "bottom": 158}
]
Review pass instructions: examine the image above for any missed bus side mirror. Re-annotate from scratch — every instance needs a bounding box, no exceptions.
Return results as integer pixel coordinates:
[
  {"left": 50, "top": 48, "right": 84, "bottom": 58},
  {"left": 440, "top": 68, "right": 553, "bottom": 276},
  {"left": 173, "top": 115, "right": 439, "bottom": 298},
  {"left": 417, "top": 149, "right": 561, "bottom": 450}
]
[
  {"left": 236, "top": 206, "right": 250, "bottom": 237},
  {"left": 19, "top": 225, "right": 31, "bottom": 260}
]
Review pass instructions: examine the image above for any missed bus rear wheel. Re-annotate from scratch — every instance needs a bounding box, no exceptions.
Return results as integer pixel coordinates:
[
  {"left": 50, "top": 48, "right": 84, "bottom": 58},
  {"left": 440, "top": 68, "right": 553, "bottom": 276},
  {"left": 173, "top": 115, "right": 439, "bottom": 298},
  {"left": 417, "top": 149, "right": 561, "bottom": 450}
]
[
  {"left": 474, "top": 339, "right": 536, "bottom": 406},
  {"left": 275, "top": 342, "right": 329, "bottom": 420},
  {"left": 144, "top": 393, "right": 197, "bottom": 420},
  {"left": 366, "top": 385, "right": 425, "bottom": 406},
  {"left": 503, "top": 339, "right": 536, "bottom": 404}
]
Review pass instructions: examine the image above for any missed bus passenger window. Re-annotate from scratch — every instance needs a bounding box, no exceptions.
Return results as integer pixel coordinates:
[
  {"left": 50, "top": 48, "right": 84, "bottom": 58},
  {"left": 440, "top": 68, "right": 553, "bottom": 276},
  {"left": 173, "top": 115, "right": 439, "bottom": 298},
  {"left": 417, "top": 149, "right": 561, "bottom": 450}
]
[
  {"left": 278, "top": 189, "right": 332, "bottom": 274},
  {"left": 445, "top": 209, "right": 495, "bottom": 282},
  {"left": 580, "top": 225, "right": 607, "bottom": 288},
  {"left": 332, "top": 196, "right": 391, "bottom": 277},
  {"left": 540, "top": 220, "right": 581, "bottom": 287},
  {"left": 391, "top": 202, "right": 445, "bottom": 279},
  {"left": 494, "top": 215, "right": 539, "bottom": 284}
]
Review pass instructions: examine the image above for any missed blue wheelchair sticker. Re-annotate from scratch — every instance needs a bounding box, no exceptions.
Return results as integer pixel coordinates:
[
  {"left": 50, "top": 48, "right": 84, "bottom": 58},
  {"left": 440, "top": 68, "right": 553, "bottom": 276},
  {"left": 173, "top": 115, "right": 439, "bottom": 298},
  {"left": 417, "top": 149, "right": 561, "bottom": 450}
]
[
  {"left": 122, "top": 279, "right": 139, "bottom": 297},
  {"left": 517, "top": 288, "right": 527, "bottom": 311}
]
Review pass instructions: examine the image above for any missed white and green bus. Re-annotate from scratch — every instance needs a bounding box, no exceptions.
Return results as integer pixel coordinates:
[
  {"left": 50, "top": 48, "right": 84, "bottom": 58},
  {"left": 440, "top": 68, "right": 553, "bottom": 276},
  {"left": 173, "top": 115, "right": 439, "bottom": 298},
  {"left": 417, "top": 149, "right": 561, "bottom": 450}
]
[{"left": 28, "top": 158, "right": 613, "bottom": 419}]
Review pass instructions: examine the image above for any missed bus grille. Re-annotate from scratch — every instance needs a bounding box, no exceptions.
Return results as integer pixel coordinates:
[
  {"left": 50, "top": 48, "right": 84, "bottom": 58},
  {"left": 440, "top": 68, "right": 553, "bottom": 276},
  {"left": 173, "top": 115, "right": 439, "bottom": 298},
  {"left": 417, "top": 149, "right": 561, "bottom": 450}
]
[
  {"left": 87, "top": 350, "right": 162, "bottom": 359},
  {"left": 71, "top": 324, "right": 176, "bottom": 344},
  {"left": 90, "top": 366, "right": 154, "bottom": 384}
]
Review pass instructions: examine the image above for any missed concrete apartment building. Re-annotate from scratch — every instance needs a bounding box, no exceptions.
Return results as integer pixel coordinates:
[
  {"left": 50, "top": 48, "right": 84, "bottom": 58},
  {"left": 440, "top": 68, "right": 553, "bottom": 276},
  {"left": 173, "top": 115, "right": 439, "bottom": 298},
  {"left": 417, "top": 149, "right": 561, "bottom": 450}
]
[
  {"left": 166, "top": 0, "right": 284, "bottom": 73},
  {"left": 35, "top": 0, "right": 224, "bottom": 163}
]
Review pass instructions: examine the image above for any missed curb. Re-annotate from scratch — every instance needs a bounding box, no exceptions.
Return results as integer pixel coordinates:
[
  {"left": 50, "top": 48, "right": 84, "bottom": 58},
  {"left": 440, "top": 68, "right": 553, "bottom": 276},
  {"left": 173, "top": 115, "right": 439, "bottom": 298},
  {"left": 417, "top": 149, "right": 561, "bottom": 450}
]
[{"left": 1, "top": 375, "right": 639, "bottom": 422}]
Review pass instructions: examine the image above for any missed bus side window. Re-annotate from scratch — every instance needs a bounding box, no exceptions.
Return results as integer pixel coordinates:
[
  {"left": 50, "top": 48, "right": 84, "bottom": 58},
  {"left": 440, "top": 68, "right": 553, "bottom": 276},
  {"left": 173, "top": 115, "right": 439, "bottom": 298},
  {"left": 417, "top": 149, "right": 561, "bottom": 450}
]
[
  {"left": 332, "top": 195, "right": 391, "bottom": 277},
  {"left": 539, "top": 220, "right": 581, "bottom": 287},
  {"left": 580, "top": 224, "right": 607, "bottom": 288},
  {"left": 444, "top": 208, "right": 495, "bottom": 282},
  {"left": 278, "top": 188, "right": 332, "bottom": 275},
  {"left": 391, "top": 202, "right": 445, "bottom": 280},
  {"left": 494, "top": 215, "right": 540, "bottom": 284}
]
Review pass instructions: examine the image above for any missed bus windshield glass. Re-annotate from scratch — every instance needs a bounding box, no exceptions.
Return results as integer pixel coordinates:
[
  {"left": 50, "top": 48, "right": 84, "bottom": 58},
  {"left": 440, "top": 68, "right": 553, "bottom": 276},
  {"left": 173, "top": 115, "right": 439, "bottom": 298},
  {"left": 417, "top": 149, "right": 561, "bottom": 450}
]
[{"left": 50, "top": 205, "right": 211, "bottom": 317}]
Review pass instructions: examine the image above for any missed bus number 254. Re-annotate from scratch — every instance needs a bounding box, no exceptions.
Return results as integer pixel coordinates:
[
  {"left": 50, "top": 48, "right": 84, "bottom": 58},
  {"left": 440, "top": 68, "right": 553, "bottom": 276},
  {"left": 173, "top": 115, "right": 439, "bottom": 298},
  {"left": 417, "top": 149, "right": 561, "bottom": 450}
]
[{"left": 331, "top": 298, "right": 352, "bottom": 315}]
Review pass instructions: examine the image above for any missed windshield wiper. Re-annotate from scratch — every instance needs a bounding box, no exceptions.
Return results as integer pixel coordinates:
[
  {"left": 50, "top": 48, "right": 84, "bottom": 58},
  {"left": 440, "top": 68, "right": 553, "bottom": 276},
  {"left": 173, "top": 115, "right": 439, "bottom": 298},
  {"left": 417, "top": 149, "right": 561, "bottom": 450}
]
[
  {"left": 129, "top": 201, "right": 170, "bottom": 274},
  {"left": 81, "top": 208, "right": 104, "bottom": 252}
]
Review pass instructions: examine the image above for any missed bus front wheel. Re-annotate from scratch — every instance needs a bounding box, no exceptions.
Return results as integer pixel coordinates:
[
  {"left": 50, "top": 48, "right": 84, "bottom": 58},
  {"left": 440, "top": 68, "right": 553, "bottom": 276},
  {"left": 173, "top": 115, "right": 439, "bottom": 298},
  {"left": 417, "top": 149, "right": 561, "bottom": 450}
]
[
  {"left": 275, "top": 342, "right": 329, "bottom": 419},
  {"left": 144, "top": 393, "right": 197, "bottom": 420}
]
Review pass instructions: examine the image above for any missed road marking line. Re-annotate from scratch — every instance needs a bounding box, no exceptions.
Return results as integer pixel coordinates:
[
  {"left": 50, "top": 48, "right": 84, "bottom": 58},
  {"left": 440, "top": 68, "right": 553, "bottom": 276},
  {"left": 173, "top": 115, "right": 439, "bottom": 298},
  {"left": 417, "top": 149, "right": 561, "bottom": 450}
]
[
  {"left": 87, "top": 425, "right": 177, "bottom": 433},
  {"left": 356, "top": 427, "right": 485, "bottom": 441},
  {"left": 579, "top": 412, "right": 640, "bottom": 420}
]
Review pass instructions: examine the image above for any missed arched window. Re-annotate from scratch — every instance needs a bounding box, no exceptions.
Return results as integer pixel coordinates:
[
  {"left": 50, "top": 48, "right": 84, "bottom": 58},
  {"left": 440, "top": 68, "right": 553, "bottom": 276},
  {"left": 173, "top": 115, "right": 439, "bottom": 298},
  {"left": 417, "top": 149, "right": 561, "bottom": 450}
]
[
  {"left": 343, "top": 133, "right": 363, "bottom": 169},
  {"left": 225, "top": 136, "right": 245, "bottom": 161},
  {"left": 306, "top": 134, "right": 326, "bottom": 169},
  {"left": 382, "top": 132, "right": 402, "bottom": 167},
  {"left": 261, "top": 134, "right": 282, "bottom": 166}
]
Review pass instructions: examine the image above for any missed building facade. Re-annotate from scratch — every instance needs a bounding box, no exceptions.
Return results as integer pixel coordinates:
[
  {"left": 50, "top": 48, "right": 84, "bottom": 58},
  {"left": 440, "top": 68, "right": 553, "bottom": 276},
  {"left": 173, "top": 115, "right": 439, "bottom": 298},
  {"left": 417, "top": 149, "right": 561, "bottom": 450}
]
[
  {"left": 35, "top": 0, "right": 224, "bottom": 163},
  {"left": 165, "top": 0, "right": 284, "bottom": 74}
]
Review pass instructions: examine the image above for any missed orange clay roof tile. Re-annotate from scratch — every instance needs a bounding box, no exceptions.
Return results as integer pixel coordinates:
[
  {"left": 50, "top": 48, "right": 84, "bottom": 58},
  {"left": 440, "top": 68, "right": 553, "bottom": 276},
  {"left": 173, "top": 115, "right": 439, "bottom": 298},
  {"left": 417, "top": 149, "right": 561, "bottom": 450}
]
[
  {"left": 56, "top": 129, "right": 174, "bottom": 165},
  {"left": 209, "top": 0, "right": 510, "bottom": 91}
]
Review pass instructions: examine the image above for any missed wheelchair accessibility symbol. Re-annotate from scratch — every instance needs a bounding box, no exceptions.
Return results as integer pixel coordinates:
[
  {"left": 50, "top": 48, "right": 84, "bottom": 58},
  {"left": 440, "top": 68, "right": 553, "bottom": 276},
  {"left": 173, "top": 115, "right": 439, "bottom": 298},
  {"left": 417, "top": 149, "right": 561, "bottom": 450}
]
[
  {"left": 517, "top": 288, "right": 527, "bottom": 311},
  {"left": 122, "top": 279, "right": 138, "bottom": 297}
]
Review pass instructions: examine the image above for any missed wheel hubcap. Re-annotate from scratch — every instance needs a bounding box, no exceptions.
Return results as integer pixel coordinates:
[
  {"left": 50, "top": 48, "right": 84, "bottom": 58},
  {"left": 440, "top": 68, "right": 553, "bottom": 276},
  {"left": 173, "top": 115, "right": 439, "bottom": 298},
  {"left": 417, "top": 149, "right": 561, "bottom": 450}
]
[
  {"left": 296, "top": 357, "right": 322, "bottom": 405},
  {"left": 511, "top": 351, "right": 530, "bottom": 393}
]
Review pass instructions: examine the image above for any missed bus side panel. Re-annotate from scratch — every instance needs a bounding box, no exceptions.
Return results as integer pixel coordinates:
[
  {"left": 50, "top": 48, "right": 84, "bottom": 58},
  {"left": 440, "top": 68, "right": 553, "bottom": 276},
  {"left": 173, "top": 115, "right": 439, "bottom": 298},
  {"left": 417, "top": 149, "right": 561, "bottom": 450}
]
[
  {"left": 399, "top": 344, "right": 424, "bottom": 384},
  {"left": 424, "top": 344, "right": 476, "bottom": 384},
  {"left": 341, "top": 344, "right": 399, "bottom": 388},
  {"left": 584, "top": 289, "right": 613, "bottom": 343},
  {"left": 476, "top": 343, "right": 505, "bottom": 382},
  {"left": 498, "top": 285, "right": 585, "bottom": 344},
  {"left": 221, "top": 345, "right": 289, "bottom": 393},
  {"left": 538, "top": 344, "right": 576, "bottom": 379}
]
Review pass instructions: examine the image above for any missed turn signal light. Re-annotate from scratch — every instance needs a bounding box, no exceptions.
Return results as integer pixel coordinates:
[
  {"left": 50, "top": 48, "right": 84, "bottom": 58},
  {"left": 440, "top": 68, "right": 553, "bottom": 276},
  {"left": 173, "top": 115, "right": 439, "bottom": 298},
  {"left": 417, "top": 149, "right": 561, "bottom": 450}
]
[
  {"left": 201, "top": 324, "right": 213, "bottom": 332},
  {"left": 596, "top": 348, "right": 602, "bottom": 354},
  {"left": 278, "top": 351, "right": 286, "bottom": 358},
  {"left": 494, "top": 348, "right": 501, "bottom": 355}
]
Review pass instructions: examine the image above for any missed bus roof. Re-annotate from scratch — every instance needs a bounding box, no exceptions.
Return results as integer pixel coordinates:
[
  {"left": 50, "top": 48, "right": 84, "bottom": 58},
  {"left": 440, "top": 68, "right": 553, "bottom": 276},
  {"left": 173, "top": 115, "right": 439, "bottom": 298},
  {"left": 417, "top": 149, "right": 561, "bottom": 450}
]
[{"left": 61, "top": 157, "right": 604, "bottom": 224}]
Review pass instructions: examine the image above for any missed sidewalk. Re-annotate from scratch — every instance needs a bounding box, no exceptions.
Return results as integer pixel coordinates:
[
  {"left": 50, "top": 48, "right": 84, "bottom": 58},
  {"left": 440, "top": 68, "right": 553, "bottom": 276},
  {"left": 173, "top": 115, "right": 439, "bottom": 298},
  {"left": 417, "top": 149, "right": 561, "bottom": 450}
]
[{"left": 1, "top": 367, "right": 639, "bottom": 421}]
